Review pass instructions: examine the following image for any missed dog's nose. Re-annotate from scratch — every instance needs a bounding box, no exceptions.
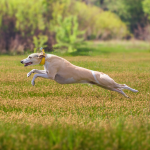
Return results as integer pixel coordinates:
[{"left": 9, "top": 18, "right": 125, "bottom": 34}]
[{"left": 20, "top": 61, "right": 23, "bottom": 64}]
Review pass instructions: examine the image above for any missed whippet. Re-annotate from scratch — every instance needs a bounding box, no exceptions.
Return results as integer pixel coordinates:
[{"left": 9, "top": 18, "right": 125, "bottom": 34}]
[{"left": 20, "top": 49, "right": 138, "bottom": 98}]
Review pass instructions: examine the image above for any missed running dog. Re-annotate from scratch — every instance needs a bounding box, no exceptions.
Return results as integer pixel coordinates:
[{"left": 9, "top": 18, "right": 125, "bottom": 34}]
[{"left": 20, "top": 49, "right": 138, "bottom": 98}]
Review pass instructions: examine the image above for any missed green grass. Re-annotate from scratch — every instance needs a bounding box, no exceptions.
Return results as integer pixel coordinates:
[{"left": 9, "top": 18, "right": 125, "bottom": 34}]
[
  {"left": 52, "top": 40, "right": 150, "bottom": 56},
  {"left": 0, "top": 120, "right": 150, "bottom": 150},
  {"left": 0, "top": 42, "right": 150, "bottom": 149}
]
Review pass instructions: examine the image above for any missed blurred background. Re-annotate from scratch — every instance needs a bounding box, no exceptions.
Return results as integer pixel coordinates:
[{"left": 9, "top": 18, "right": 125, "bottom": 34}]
[{"left": 0, "top": 0, "right": 150, "bottom": 54}]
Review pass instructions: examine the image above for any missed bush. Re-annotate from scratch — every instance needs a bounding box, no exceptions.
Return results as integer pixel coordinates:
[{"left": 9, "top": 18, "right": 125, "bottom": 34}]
[
  {"left": 71, "top": 1, "right": 128, "bottom": 40},
  {"left": 143, "top": 0, "right": 150, "bottom": 20},
  {"left": 0, "top": 0, "right": 54, "bottom": 53},
  {"left": 0, "top": 0, "right": 129, "bottom": 53},
  {"left": 53, "top": 15, "right": 85, "bottom": 52},
  {"left": 33, "top": 35, "right": 48, "bottom": 53}
]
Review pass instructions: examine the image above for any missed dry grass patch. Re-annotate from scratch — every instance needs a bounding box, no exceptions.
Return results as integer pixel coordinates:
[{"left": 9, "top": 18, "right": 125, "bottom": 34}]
[{"left": 0, "top": 53, "right": 150, "bottom": 149}]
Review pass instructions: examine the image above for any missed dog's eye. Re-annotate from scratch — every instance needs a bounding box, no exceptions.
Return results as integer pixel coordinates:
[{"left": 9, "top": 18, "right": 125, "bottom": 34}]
[{"left": 29, "top": 56, "right": 32, "bottom": 59}]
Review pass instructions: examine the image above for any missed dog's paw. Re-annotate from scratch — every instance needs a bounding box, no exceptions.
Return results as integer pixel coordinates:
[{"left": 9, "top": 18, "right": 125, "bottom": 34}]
[
  {"left": 27, "top": 72, "right": 32, "bottom": 77},
  {"left": 31, "top": 80, "right": 35, "bottom": 86}
]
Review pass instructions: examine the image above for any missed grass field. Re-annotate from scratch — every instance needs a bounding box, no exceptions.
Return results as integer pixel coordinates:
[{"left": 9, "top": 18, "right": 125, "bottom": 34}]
[{"left": 0, "top": 43, "right": 150, "bottom": 149}]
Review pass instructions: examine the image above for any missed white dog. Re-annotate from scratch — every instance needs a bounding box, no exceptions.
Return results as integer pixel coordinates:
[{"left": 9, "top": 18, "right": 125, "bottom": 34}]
[{"left": 21, "top": 49, "right": 138, "bottom": 98}]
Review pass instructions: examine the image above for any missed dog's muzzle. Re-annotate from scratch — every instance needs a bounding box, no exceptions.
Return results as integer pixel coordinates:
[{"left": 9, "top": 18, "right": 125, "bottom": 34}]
[{"left": 20, "top": 61, "right": 23, "bottom": 64}]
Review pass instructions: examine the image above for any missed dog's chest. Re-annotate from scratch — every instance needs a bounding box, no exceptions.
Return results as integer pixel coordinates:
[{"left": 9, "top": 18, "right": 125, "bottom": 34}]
[{"left": 54, "top": 74, "right": 76, "bottom": 84}]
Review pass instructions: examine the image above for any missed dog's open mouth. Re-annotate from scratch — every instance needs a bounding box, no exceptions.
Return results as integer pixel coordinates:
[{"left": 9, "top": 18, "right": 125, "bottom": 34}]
[{"left": 24, "top": 62, "right": 32, "bottom": 67}]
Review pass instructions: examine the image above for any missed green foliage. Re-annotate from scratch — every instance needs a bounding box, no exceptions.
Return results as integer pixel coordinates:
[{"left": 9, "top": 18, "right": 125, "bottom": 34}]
[
  {"left": 0, "top": 0, "right": 130, "bottom": 54},
  {"left": 50, "top": 0, "right": 71, "bottom": 31},
  {"left": 54, "top": 15, "right": 85, "bottom": 52},
  {"left": 0, "top": 0, "right": 46, "bottom": 33},
  {"left": 99, "top": 0, "right": 145, "bottom": 32},
  {"left": 33, "top": 35, "right": 48, "bottom": 53},
  {"left": 0, "top": 0, "right": 55, "bottom": 53},
  {"left": 0, "top": 121, "right": 150, "bottom": 150},
  {"left": 2, "top": 0, "right": 149, "bottom": 53},
  {"left": 72, "top": 1, "right": 128, "bottom": 39},
  {"left": 143, "top": 0, "right": 150, "bottom": 19},
  {"left": 49, "top": 0, "right": 129, "bottom": 40}
]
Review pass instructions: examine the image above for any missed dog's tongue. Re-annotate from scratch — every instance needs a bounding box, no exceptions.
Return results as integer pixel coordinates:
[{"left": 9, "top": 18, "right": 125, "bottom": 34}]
[{"left": 24, "top": 62, "right": 32, "bottom": 66}]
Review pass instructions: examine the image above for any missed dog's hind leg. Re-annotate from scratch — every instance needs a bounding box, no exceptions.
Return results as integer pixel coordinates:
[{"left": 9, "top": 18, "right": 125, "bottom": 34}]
[
  {"left": 115, "top": 84, "right": 138, "bottom": 93},
  {"left": 112, "top": 88, "right": 130, "bottom": 98},
  {"left": 122, "top": 84, "right": 138, "bottom": 93}
]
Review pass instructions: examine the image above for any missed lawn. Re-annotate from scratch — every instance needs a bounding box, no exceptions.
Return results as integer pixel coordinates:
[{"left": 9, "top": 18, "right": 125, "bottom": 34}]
[{"left": 0, "top": 43, "right": 150, "bottom": 150}]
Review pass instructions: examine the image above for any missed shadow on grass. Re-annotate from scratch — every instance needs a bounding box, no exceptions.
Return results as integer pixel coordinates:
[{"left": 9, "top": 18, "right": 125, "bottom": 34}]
[
  {"left": 53, "top": 44, "right": 135, "bottom": 57},
  {"left": 69, "top": 46, "right": 110, "bottom": 56}
]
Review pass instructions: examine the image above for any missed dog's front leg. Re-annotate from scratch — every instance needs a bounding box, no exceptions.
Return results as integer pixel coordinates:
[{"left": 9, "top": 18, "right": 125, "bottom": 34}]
[
  {"left": 31, "top": 74, "right": 49, "bottom": 86},
  {"left": 27, "top": 69, "right": 46, "bottom": 77}
]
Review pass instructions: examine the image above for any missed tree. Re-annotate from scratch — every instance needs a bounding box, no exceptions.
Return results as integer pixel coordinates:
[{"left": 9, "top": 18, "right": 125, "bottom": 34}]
[
  {"left": 99, "top": 0, "right": 145, "bottom": 33},
  {"left": 143, "top": 0, "right": 150, "bottom": 19},
  {"left": 54, "top": 15, "right": 85, "bottom": 53}
]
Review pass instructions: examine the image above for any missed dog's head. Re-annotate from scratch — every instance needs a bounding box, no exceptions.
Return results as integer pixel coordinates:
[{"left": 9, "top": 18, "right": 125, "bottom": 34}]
[{"left": 20, "top": 53, "right": 45, "bottom": 67}]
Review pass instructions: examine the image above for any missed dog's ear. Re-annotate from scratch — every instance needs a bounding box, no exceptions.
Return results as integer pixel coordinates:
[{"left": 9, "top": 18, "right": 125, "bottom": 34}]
[{"left": 38, "top": 53, "right": 45, "bottom": 59}]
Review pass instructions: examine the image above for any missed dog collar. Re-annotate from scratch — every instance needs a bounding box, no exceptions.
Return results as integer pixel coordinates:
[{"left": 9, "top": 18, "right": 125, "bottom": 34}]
[
  {"left": 39, "top": 48, "right": 45, "bottom": 65},
  {"left": 39, "top": 57, "right": 45, "bottom": 65}
]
